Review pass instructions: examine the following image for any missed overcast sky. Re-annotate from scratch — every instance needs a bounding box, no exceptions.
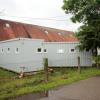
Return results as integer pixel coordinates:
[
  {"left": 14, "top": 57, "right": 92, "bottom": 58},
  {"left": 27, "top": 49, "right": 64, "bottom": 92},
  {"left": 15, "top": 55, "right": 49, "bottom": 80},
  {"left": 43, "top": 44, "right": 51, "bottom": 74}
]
[{"left": 0, "top": 0, "right": 81, "bottom": 32}]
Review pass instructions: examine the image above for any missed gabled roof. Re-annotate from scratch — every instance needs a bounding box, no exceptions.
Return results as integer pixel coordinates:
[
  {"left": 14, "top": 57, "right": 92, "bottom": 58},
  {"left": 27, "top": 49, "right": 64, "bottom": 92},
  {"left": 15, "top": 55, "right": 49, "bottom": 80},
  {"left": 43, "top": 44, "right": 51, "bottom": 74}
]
[{"left": 0, "top": 19, "right": 78, "bottom": 42}]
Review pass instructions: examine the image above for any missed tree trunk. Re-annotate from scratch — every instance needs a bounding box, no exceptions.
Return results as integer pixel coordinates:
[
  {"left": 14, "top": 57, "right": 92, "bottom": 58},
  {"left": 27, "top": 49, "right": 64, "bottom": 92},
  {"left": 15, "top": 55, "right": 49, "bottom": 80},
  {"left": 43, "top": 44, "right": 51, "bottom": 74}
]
[
  {"left": 92, "top": 48, "right": 97, "bottom": 56},
  {"left": 92, "top": 47, "right": 98, "bottom": 68}
]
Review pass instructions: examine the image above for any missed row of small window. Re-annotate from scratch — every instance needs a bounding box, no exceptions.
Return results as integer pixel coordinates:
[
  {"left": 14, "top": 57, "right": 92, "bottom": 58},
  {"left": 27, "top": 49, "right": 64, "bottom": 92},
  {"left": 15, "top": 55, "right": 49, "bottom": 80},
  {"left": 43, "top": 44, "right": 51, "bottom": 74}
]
[
  {"left": 5, "top": 23, "right": 63, "bottom": 36},
  {"left": 1, "top": 48, "right": 19, "bottom": 53},
  {"left": 0, "top": 48, "right": 46, "bottom": 54},
  {"left": 57, "top": 48, "right": 76, "bottom": 53},
  {"left": 37, "top": 48, "right": 47, "bottom": 53},
  {"left": 37, "top": 48, "right": 76, "bottom": 53},
  {"left": 0, "top": 48, "right": 75, "bottom": 54},
  {"left": 0, "top": 48, "right": 19, "bottom": 54}
]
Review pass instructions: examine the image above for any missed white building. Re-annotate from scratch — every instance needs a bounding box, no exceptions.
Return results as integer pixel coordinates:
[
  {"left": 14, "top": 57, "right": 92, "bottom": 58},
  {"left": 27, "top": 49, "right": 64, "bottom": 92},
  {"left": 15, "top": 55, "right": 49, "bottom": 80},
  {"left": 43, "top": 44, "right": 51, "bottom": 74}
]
[{"left": 0, "top": 19, "right": 92, "bottom": 73}]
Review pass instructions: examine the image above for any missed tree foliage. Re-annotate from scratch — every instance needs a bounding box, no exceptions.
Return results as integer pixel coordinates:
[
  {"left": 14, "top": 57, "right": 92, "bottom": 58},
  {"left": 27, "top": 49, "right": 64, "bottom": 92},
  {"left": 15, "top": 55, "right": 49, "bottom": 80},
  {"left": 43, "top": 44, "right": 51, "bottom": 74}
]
[
  {"left": 76, "top": 25, "right": 100, "bottom": 52},
  {"left": 62, "top": 0, "right": 100, "bottom": 24},
  {"left": 62, "top": 0, "right": 100, "bottom": 55}
]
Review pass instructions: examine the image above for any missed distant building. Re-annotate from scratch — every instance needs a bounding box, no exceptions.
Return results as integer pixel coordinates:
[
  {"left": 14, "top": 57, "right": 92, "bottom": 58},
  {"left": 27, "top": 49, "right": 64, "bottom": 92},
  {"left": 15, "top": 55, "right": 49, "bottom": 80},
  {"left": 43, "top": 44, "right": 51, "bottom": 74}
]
[{"left": 0, "top": 19, "right": 92, "bottom": 73}]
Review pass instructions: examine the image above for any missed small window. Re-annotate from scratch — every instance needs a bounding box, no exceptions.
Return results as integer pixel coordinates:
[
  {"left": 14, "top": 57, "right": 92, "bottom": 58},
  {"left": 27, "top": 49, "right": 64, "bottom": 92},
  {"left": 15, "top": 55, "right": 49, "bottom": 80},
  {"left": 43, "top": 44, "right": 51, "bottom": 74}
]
[
  {"left": 57, "top": 49, "right": 64, "bottom": 53},
  {"left": 15, "top": 48, "right": 19, "bottom": 53},
  {"left": 7, "top": 48, "right": 10, "bottom": 53},
  {"left": 5, "top": 23, "right": 10, "bottom": 27},
  {"left": 58, "top": 33, "right": 61, "bottom": 35},
  {"left": 1, "top": 49, "right": 4, "bottom": 53},
  {"left": 8, "top": 48, "right": 10, "bottom": 51},
  {"left": 71, "top": 49, "right": 74, "bottom": 52},
  {"left": 37, "top": 48, "right": 42, "bottom": 53},
  {"left": 69, "top": 34, "right": 73, "bottom": 37},
  {"left": 44, "top": 49, "right": 47, "bottom": 53},
  {"left": 69, "top": 48, "right": 76, "bottom": 53},
  {"left": 44, "top": 31, "right": 48, "bottom": 34}
]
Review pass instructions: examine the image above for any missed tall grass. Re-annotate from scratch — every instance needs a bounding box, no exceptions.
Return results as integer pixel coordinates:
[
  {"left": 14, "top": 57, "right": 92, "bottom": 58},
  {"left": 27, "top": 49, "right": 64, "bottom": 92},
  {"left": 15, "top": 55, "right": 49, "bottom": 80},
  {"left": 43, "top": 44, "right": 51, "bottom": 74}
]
[{"left": 0, "top": 67, "right": 100, "bottom": 100}]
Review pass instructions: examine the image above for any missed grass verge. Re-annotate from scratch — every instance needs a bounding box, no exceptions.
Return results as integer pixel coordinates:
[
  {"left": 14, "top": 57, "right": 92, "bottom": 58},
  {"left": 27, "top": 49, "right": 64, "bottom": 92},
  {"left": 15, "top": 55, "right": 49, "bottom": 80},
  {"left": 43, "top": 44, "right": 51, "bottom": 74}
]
[{"left": 0, "top": 67, "right": 100, "bottom": 100}]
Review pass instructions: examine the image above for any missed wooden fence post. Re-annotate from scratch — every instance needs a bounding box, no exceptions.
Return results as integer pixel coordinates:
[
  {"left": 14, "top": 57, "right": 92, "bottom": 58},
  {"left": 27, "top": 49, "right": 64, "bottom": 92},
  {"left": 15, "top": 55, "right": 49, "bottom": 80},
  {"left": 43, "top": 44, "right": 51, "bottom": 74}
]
[
  {"left": 45, "top": 91, "right": 49, "bottom": 97},
  {"left": 44, "top": 58, "right": 48, "bottom": 83},
  {"left": 78, "top": 56, "right": 81, "bottom": 74}
]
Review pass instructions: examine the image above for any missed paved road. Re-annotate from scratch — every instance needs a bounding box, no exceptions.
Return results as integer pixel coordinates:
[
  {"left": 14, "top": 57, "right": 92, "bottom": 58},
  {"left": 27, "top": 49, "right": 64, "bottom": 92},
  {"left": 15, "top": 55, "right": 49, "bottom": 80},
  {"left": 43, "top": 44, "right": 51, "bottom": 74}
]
[
  {"left": 38, "top": 76, "right": 100, "bottom": 100},
  {"left": 13, "top": 76, "right": 100, "bottom": 100}
]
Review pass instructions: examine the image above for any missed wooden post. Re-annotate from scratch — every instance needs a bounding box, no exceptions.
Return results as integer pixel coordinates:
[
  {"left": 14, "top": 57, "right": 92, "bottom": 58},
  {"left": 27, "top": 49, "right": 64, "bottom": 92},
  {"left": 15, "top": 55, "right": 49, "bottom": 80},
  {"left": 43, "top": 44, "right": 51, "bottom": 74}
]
[
  {"left": 44, "top": 58, "right": 48, "bottom": 83},
  {"left": 78, "top": 56, "right": 81, "bottom": 74},
  {"left": 45, "top": 91, "right": 49, "bottom": 97}
]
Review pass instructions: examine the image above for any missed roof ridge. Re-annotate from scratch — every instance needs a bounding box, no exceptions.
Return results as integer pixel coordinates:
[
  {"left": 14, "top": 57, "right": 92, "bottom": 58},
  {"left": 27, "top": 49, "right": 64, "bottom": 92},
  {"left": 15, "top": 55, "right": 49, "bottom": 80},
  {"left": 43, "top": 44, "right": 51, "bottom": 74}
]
[
  {"left": 0, "top": 18, "right": 73, "bottom": 33},
  {"left": 0, "top": 18, "right": 78, "bottom": 42}
]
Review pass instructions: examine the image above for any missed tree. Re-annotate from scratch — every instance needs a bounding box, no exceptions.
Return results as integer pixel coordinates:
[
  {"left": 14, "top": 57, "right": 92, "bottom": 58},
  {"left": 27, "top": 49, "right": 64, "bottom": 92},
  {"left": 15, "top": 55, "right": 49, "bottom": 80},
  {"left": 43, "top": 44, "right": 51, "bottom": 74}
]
[
  {"left": 62, "top": 0, "right": 100, "bottom": 55},
  {"left": 76, "top": 24, "right": 100, "bottom": 55}
]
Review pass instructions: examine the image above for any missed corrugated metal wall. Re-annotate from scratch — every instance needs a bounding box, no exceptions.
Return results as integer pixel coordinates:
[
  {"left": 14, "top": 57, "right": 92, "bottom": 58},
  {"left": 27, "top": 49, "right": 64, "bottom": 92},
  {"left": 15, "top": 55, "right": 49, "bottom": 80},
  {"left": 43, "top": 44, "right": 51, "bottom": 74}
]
[
  {"left": 43, "top": 42, "right": 92, "bottom": 67},
  {"left": 0, "top": 38, "right": 44, "bottom": 72},
  {"left": 0, "top": 38, "right": 92, "bottom": 73}
]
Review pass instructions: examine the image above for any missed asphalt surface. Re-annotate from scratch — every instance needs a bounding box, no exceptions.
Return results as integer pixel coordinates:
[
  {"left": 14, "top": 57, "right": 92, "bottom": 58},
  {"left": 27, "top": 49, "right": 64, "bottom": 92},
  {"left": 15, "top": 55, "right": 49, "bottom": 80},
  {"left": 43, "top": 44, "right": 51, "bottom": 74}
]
[
  {"left": 12, "top": 76, "right": 100, "bottom": 100},
  {"left": 39, "top": 76, "right": 100, "bottom": 100}
]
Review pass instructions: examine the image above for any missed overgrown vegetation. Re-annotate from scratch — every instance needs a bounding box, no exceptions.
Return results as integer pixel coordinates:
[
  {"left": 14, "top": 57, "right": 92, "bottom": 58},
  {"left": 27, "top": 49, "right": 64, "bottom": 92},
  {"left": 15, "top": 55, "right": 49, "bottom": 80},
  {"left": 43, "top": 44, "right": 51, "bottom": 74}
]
[
  {"left": 93, "top": 55, "right": 100, "bottom": 68},
  {"left": 0, "top": 68, "right": 16, "bottom": 78},
  {"left": 0, "top": 67, "right": 100, "bottom": 100},
  {"left": 62, "top": 0, "right": 100, "bottom": 55}
]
